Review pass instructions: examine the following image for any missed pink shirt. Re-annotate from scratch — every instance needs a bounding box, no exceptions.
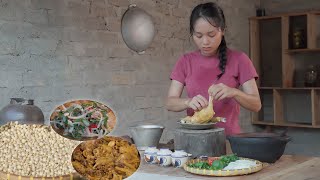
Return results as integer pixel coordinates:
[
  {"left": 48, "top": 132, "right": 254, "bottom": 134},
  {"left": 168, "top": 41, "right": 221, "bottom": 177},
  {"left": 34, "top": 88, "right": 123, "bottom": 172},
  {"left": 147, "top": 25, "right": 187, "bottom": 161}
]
[{"left": 170, "top": 49, "right": 258, "bottom": 135}]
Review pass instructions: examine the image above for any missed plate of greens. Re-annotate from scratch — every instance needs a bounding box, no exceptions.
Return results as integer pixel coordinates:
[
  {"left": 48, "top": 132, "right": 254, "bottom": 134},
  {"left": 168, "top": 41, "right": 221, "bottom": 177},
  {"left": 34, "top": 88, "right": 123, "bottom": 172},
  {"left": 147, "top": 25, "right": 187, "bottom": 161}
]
[
  {"left": 184, "top": 154, "right": 263, "bottom": 176},
  {"left": 50, "top": 99, "right": 116, "bottom": 141}
]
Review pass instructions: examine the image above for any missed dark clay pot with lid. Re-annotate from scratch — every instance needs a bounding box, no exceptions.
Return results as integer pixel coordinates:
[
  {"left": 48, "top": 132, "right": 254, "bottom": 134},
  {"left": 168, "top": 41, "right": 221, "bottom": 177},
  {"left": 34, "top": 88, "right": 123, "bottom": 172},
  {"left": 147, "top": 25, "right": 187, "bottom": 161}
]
[
  {"left": 227, "top": 131, "right": 291, "bottom": 163},
  {"left": 0, "top": 98, "right": 44, "bottom": 126}
]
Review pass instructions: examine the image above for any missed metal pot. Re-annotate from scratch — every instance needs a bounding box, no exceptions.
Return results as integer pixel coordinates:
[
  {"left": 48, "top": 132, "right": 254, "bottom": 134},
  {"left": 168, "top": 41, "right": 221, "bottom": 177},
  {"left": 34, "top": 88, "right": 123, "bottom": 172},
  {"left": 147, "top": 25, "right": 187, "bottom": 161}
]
[
  {"left": 0, "top": 98, "right": 44, "bottom": 125},
  {"left": 129, "top": 124, "right": 164, "bottom": 151},
  {"left": 227, "top": 132, "right": 291, "bottom": 163},
  {"left": 121, "top": 4, "right": 155, "bottom": 54}
]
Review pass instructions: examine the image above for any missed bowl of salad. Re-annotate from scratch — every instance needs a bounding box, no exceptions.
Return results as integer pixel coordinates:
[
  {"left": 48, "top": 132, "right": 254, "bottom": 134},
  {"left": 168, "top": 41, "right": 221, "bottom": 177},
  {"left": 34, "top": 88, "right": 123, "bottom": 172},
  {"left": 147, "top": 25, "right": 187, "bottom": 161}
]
[
  {"left": 184, "top": 154, "right": 263, "bottom": 176},
  {"left": 50, "top": 100, "right": 116, "bottom": 141}
]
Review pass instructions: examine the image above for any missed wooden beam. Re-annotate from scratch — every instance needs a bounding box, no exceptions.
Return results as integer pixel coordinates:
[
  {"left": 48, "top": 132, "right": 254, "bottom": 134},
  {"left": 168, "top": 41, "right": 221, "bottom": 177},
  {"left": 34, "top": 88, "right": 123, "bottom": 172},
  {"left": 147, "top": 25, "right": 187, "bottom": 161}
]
[
  {"left": 282, "top": 16, "right": 294, "bottom": 87},
  {"left": 249, "top": 19, "right": 261, "bottom": 86},
  {"left": 307, "top": 13, "right": 317, "bottom": 49},
  {"left": 249, "top": 11, "right": 320, "bottom": 20}
]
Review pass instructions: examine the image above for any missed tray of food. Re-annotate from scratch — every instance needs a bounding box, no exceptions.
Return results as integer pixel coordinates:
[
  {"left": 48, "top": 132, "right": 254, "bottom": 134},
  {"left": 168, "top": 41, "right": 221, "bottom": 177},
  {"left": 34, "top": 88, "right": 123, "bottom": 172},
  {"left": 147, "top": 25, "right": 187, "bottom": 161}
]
[
  {"left": 183, "top": 154, "right": 263, "bottom": 176},
  {"left": 50, "top": 99, "right": 116, "bottom": 141},
  {"left": 0, "top": 122, "right": 82, "bottom": 179},
  {"left": 177, "top": 120, "right": 217, "bottom": 130},
  {"left": 178, "top": 117, "right": 226, "bottom": 130},
  {"left": 71, "top": 136, "right": 140, "bottom": 179}
]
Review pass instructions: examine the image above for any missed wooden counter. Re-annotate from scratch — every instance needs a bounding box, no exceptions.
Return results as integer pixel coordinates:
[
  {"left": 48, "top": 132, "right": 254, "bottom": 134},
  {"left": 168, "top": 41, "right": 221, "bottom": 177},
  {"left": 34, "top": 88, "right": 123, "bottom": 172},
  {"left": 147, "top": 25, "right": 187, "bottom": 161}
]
[{"left": 138, "top": 155, "right": 320, "bottom": 180}]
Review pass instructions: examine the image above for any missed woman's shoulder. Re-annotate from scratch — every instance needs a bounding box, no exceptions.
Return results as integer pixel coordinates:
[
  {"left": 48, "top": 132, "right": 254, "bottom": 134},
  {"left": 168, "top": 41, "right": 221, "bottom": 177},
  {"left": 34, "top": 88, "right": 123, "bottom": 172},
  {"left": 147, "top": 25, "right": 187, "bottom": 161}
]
[
  {"left": 227, "top": 48, "right": 251, "bottom": 62},
  {"left": 180, "top": 50, "right": 200, "bottom": 59},
  {"left": 176, "top": 50, "right": 200, "bottom": 64},
  {"left": 227, "top": 48, "right": 248, "bottom": 58}
]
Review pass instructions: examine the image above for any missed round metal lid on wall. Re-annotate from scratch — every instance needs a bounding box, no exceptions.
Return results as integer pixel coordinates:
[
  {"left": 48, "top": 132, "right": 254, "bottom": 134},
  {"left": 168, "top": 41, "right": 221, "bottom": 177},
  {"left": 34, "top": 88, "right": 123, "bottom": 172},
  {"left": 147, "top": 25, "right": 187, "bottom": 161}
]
[{"left": 121, "top": 4, "right": 155, "bottom": 54}]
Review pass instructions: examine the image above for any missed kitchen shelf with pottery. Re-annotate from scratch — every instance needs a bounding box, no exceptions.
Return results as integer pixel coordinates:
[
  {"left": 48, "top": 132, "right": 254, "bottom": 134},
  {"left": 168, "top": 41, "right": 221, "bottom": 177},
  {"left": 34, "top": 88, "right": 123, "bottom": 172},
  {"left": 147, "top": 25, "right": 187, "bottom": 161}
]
[{"left": 250, "top": 10, "right": 320, "bottom": 128}]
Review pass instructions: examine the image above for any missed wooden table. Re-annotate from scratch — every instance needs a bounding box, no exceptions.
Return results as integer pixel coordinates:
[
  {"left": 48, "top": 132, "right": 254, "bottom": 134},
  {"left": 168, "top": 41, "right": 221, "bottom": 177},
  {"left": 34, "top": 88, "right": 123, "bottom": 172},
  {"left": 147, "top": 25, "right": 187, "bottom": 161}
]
[{"left": 138, "top": 155, "right": 320, "bottom": 180}]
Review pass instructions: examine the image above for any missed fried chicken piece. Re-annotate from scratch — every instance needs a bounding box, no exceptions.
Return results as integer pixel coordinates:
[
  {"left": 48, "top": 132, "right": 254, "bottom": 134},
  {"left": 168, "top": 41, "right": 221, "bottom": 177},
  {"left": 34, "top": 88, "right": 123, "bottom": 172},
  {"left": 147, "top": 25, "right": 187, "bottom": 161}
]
[
  {"left": 182, "top": 96, "right": 215, "bottom": 124},
  {"left": 72, "top": 161, "right": 86, "bottom": 174}
]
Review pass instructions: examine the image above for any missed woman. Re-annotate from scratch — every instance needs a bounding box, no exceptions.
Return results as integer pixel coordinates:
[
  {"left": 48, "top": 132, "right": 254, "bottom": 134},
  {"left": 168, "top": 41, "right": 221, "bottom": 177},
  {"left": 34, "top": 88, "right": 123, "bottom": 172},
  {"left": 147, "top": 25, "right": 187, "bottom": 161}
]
[{"left": 166, "top": 2, "right": 261, "bottom": 135}]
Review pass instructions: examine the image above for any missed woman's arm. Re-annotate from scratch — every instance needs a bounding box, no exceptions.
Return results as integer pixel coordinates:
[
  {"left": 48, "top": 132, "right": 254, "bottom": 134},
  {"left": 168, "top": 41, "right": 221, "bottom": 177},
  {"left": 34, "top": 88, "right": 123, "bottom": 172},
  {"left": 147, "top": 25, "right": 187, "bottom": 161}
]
[
  {"left": 208, "top": 79, "right": 261, "bottom": 112},
  {"left": 166, "top": 80, "right": 209, "bottom": 112},
  {"left": 166, "top": 80, "right": 189, "bottom": 112},
  {"left": 234, "top": 79, "right": 261, "bottom": 112}
]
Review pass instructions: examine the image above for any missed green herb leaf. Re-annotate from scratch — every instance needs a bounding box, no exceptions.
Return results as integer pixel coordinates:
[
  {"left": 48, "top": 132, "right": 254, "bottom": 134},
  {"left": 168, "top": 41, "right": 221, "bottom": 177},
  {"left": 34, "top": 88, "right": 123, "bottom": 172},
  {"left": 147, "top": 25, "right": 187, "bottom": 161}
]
[{"left": 82, "top": 119, "right": 90, "bottom": 126}]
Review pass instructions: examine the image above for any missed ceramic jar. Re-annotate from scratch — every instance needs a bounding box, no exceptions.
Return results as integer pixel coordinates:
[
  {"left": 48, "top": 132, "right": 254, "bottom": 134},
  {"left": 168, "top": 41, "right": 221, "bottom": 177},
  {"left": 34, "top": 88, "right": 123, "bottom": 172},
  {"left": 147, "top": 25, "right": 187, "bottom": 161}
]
[
  {"left": 144, "top": 147, "right": 159, "bottom": 164},
  {"left": 156, "top": 148, "right": 172, "bottom": 166},
  {"left": 171, "top": 150, "right": 192, "bottom": 168}
]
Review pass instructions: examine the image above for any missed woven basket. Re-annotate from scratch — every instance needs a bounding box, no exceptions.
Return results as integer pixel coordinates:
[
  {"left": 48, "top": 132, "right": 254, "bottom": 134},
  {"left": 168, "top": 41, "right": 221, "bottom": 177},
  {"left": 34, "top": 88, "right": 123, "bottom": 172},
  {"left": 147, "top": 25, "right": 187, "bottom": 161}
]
[
  {"left": 0, "top": 171, "right": 83, "bottom": 180},
  {"left": 183, "top": 157, "right": 263, "bottom": 177}
]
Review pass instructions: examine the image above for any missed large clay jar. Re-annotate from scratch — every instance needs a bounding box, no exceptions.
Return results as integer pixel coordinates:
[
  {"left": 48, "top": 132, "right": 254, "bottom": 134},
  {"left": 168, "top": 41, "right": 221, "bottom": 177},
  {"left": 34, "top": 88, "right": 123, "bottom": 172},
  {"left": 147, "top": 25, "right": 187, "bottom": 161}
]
[{"left": 0, "top": 98, "right": 44, "bottom": 125}]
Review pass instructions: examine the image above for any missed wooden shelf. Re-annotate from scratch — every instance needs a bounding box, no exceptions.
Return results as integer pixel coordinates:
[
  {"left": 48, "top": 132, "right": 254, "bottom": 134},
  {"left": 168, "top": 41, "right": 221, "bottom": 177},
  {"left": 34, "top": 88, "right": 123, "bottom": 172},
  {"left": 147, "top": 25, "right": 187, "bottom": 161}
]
[
  {"left": 258, "top": 87, "right": 280, "bottom": 89},
  {"left": 249, "top": 15, "right": 282, "bottom": 20},
  {"left": 286, "top": 48, "right": 320, "bottom": 53},
  {"left": 250, "top": 10, "right": 320, "bottom": 129},
  {"left": 252, "top": 121, "right": 275, "bottom": 126},
  {"left": 259, "top": 87, "right": 320, "bottom": 90},
  {"left": 249, "top": 11, "right": 320, "bottom": 20}
]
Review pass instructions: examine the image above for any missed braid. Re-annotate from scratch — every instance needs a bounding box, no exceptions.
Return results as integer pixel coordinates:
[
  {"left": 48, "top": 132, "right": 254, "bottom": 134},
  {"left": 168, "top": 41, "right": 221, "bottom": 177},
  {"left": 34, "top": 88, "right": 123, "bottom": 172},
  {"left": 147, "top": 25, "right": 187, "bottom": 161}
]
[{"left": 217, "top": 36, "right": 227, "bottom": 79}]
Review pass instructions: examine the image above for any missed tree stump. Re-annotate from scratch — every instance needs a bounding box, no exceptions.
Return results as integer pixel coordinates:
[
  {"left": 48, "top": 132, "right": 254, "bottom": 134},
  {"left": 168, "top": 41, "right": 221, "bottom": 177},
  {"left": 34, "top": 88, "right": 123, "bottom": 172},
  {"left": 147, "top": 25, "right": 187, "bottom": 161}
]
[{"left": 174, "top": 128, "right": 226, "bottom": 157}]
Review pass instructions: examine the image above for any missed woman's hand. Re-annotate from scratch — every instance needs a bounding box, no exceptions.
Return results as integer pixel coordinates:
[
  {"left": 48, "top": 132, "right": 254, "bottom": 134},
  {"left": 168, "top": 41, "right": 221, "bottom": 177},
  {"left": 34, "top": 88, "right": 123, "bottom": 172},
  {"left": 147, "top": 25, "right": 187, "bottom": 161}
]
[
  {"left": 185, "top": 95, "right": 208, "bottom": 111},
  {"left": 208, "top": 83, "right": 237, "bottom": 100}
]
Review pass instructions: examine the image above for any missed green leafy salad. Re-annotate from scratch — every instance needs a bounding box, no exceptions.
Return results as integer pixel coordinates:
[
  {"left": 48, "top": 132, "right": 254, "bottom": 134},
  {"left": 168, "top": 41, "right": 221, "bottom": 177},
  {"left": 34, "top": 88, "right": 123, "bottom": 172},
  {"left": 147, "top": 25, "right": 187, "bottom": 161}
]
[{"left": 188, "top": 154, "right": 240, "bottom": 170}]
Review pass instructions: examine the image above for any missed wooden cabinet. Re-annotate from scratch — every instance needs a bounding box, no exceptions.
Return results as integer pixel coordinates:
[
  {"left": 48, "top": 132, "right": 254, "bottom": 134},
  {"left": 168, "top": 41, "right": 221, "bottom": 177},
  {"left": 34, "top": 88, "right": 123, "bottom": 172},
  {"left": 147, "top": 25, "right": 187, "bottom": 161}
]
[{"left": 249, "top": 11, "right": 320, "bottom": 128}]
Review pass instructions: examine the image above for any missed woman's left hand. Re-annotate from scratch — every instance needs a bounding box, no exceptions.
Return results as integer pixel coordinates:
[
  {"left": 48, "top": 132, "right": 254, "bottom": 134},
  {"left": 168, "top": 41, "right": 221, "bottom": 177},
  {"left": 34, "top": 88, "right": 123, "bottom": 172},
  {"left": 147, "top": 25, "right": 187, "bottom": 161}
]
[{"left": 208, "top": 83, "right": 237, "bottom": 100}]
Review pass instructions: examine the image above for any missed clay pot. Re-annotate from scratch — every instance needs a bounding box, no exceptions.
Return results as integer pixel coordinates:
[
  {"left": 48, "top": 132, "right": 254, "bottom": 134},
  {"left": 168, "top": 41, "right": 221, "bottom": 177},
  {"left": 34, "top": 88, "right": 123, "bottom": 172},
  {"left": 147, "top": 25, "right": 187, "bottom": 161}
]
[{"left": 227, "top": 132, "right": 291, "bottom": 163}]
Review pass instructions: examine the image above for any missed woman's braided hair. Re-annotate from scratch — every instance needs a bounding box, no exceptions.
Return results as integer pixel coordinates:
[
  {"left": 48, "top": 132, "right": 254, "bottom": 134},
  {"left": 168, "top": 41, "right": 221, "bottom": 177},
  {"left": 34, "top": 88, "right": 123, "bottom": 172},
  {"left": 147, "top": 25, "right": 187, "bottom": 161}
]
[{"left": 190, "top": 2, "right": 227, "bottom": 79}]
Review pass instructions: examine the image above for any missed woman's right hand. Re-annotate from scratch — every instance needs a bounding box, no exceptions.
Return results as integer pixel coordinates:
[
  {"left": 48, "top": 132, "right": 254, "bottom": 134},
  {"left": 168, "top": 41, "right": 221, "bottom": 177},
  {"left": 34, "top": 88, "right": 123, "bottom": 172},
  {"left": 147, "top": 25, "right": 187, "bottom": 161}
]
[{"left": 185, "top": 95, "right": 208, "bottom": 111}]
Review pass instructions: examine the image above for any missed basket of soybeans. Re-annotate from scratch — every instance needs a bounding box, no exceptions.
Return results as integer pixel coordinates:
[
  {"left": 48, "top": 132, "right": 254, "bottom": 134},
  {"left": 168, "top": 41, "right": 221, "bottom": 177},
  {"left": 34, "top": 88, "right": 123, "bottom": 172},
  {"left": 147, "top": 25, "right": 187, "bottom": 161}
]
[{"left": 0, "top": 122, "right": 83, "bottom": 179}]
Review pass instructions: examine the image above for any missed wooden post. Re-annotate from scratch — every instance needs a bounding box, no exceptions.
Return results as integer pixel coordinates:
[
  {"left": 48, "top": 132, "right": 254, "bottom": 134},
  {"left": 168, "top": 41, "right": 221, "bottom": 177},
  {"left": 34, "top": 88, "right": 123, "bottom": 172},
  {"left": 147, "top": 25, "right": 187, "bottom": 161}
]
[
  {"left": 249, "top": 19, "right": 261, "bottom": 86},
  {"left": 249, "top": 18, "right": 261, "bottom": 124},
  {"left": 274, "top": 89, "right": 284, "bottom": 125},
  {"left": 282, "top": 16, "right": 295, "bottom": 87},
  {"left": 307, "top": 13, "right": 316, "bottom": 49},
  {"left": 311, "top": 89, "right": 320, "bottom": 127}
]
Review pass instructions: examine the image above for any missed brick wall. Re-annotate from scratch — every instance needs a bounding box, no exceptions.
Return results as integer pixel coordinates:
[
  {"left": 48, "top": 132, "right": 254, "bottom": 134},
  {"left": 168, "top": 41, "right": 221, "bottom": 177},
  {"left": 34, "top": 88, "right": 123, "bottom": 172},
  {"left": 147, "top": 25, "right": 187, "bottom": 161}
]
[{"left": 0, "top": 0, "right": 259, "bottom": 142}]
